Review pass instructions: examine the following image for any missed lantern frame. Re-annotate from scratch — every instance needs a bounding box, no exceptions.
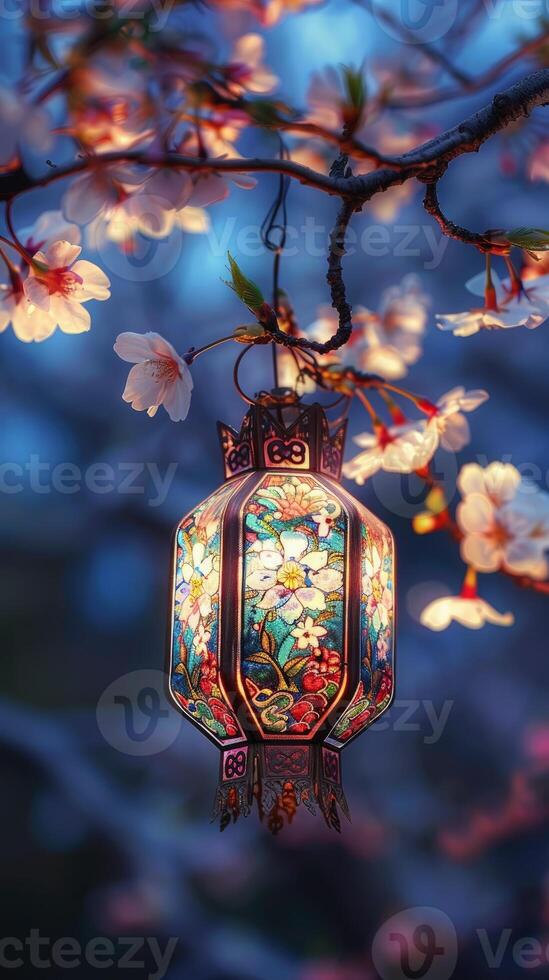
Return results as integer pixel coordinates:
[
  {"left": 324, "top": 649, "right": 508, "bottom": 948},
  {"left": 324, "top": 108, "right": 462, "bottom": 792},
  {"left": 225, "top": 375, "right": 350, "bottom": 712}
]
[{"left": 165, "top": 393, "right": 396, "bottom": 829}]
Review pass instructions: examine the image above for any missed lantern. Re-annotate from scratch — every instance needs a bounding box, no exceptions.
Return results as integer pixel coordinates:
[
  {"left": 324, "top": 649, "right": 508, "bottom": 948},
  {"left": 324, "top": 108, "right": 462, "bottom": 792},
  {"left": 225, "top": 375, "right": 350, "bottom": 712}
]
[{"left": 166, "top": 391, "right": 395, "bottom": 831}]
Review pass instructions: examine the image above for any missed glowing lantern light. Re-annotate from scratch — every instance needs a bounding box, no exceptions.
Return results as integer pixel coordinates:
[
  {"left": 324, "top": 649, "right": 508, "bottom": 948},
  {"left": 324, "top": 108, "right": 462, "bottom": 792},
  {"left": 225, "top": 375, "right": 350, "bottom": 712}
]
[{"left": 167, "top": 391, "right": 395, "bottom": 831}]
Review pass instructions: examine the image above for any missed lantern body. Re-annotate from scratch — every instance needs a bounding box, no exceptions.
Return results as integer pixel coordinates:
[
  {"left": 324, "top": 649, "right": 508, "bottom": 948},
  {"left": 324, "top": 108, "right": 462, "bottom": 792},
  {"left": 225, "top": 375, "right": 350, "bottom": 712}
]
[{"left": 167, "top": 400, "right": 395, "bottom": 829}]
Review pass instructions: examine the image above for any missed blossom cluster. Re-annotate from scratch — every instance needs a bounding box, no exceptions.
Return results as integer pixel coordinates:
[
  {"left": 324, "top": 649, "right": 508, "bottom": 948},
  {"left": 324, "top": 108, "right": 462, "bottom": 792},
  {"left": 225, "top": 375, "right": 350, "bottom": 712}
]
[{"left": 0, "top": 3, "right": 547, "bottom": 641}]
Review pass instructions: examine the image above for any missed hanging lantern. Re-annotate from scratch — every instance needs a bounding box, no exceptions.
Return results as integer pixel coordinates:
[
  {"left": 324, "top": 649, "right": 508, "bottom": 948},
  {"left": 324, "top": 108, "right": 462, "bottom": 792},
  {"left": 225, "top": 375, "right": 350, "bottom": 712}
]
[{"left": 166, "top": 389, "right": 395, "bottom": 831}]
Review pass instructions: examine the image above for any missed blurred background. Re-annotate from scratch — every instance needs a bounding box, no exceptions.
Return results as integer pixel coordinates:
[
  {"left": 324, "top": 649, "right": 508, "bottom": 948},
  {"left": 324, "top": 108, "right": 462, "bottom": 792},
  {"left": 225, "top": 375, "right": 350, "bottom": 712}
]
[{"left": 1, "top": 1, "right": 549, "bottom": 977}]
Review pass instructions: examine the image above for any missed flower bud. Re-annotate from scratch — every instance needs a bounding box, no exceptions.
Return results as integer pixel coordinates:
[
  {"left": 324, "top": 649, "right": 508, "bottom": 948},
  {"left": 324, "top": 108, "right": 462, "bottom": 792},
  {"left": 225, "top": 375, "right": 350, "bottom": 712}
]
[{"left": 233, "top": 323, "right": 267, "bottom": 343}]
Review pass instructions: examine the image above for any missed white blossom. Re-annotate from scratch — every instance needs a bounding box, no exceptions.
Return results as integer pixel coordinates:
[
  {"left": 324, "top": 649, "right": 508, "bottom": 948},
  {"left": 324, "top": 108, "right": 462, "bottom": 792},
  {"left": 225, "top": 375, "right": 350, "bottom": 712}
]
[{"left": 114, "top": 331, "right": 193, "bottom": 422}]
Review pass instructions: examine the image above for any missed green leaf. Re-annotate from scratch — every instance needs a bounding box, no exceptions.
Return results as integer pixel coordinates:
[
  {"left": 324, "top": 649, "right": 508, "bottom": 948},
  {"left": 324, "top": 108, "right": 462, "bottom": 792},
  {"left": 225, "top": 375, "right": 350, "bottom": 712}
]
[
  {"left": 245, "top": 99, "right": 298, "bottom": 127},
  {"left": 261, "top": 627, "right": 276, "bottom": 658},
  {"left": 278, "top": 634, "right": 296, "bottom": 668},
  {"left": 284, "top": 655, "right": 311, "bottom": 678},
  {"left": 324, "top": 682, "right": 339, "bottom": 700},
  {"left": 315, "top": 610, "right": 333, "bottom": 624},
  {"left": 505, "top": 227, "right": 549, "bottom": 252},
  {"left": 246, "top": 651, "right": 274, "bottom": 666},
  {"left": 342, "top": 65, "right": 366, "bottom": 115},
  {"left": 224, "top": 253, "right": 264, "bottom": 312}
]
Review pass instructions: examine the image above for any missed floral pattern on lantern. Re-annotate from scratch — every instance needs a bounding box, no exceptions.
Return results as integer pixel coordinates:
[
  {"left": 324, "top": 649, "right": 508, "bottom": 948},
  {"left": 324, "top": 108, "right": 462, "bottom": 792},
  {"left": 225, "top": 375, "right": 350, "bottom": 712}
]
[
  {"left": 171, "top": 481, "right": 243, "bottom": 741},
  {"left": 329, "top": 519, "right": 394, "bottom": 745},
  {"left": 241, "top": 474, "right": 347, "bottom": 736},
  {"left": 167, "top": 398, "right": 397, "bottom": 829}
]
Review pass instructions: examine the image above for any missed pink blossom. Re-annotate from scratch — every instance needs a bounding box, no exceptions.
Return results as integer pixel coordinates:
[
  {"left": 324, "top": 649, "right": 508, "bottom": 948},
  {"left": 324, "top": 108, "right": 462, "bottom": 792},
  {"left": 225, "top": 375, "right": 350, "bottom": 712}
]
[{"left": 114, "top": 331, "right": 193, "bottom": 421}]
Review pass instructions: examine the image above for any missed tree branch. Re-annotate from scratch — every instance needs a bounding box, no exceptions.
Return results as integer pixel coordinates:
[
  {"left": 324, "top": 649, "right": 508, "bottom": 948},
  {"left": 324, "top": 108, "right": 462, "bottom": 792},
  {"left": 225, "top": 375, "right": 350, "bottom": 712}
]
[
  {"left": 1, "top": 70, "right": 547, "bottom": 206},
  {"left": 385, "top": 30, "right": 549, "bottom": 109},
  {"left": 423, "top": 182, "right": 510, "bottom": 254},
  {"left": 359, "top": 0, "right": 472, "bottom": 87},
  {"left": 262, "top": 197, "right": 357, "bottom": 355}
]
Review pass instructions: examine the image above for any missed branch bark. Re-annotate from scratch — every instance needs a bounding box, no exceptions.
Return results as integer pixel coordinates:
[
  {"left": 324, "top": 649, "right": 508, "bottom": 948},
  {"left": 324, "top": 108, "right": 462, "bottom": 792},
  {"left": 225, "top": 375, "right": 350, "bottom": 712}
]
[
  {"left": 262, "top": 197, "right": 357, "bottom": 355},
  {"left": 422, "top": 182, "right": 510, "bottom": 254},
  {"left": 1, "top": 69, "right": 547, "bottom": 207}
]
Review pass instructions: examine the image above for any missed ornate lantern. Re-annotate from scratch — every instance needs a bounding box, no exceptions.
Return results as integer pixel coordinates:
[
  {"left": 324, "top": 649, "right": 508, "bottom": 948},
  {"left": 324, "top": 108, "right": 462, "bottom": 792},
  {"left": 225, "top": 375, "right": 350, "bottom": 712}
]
[{"left": 167, "top": 391, "right": 395, "bottom": 831}]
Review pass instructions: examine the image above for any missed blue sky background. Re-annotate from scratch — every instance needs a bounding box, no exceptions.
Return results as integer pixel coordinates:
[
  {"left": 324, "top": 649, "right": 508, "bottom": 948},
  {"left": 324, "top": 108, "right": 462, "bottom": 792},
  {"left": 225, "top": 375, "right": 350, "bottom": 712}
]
[{"left": 1, "top": 2, "right": 549, "bottom": 977}]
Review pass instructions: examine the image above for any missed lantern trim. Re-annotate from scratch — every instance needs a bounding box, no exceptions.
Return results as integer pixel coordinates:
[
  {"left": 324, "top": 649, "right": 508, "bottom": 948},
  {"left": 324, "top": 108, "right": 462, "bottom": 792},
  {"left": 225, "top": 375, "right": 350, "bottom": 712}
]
[{"left": 217, "top": 402, "right": 348, "bottom": 482}]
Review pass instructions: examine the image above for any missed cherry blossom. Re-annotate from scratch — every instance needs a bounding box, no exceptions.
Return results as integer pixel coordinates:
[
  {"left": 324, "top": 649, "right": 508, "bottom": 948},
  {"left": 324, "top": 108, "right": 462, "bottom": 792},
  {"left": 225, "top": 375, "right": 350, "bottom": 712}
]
[
  {"left": 343, "top": 420, "right": 439, "bottom": 485},
  {"left": 291, "top": 616, "right": 328, "bottom": 650},
  {"left": 421, "top": 594, "right": 514, "bottom": 631},
  {"left": 62, "top": 165, "right": 143, "bottom": 227},
  {"left": 23, "top": 241, "right": 110, "bottom": 335},
  {"left": 306, "top": 276, "right": 429, "bottom": 380},
  {"left": 0, "top": 213, "right": 81, "bottom": 342},
  {"left": 427, "top": 387, "right": 489, "bottom": 452},
  {"left": 457, "top": 462, "right": 549, "bottom": 579},
  {"left": 437, "top": 270, "right": 547, "bottom": 336},
  {"left": 114, "top": 332, "right": 193, "bottom": 422},
  {"left": 457, "top": 461, "right": 522, "bottom": 508},
  {"left": 174, "top": 207, "right": 210, "bottom": 234},
  {"left": 0, "top": 272, "right": 55, "bottom": 343},
  {"left": 63, "top": 165, "right": 195, "bottom": 248},
  {"left": 66, "top": 55, "right": 153, "bottom": 152},
  {"left": 436, "top": 303, "right": 545, "bottom": 336},
  {"left": 466, "top": 269, "right": 549, "bottom": 319},
  {"left": 260, "top": 0, "right": 322, "bottom": 24},
  {"left": 224, "top": 35, "right": 278, "bottom": 95},
  {"left": 19, "top": 211, "right": 81, "bottom": 252},
  {"left": 246, "top": 530, "right": 343, "bottom": 624},
  {"left": 177, "top": 122, "right": 257, "bottom": 206},
  {"left": 210, "top": 0, "right": 321, "bottom": 25}
]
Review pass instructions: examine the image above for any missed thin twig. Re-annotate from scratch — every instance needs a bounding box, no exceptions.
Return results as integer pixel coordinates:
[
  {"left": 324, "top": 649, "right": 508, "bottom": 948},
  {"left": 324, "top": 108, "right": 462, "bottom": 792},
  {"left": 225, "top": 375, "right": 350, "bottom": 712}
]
[
  {"left": 422, "top": 182, "right": 510, "bottom": 254},
  {"left": 385, "top": 30, "right": 549, "bottom": 109}
]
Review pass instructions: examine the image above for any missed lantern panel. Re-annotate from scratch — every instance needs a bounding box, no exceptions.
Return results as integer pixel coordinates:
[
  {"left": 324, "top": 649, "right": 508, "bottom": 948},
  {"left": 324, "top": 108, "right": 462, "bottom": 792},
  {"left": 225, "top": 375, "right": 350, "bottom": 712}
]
[
  {"left": 170, "top": 482, "right": 243, "bottom": 743},
  {"left": 328, "top": 515, "right": 395, "bottom": 745},
  {"left": 240, "top": 473, "right": 348, "bottom": 738}
]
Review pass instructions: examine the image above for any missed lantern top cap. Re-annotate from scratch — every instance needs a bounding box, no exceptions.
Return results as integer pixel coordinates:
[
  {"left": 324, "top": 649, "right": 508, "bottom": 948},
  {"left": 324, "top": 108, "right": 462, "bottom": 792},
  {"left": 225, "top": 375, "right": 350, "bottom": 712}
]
[{"left": 217, "top": 396, "right": 347, "bottom": 482}]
